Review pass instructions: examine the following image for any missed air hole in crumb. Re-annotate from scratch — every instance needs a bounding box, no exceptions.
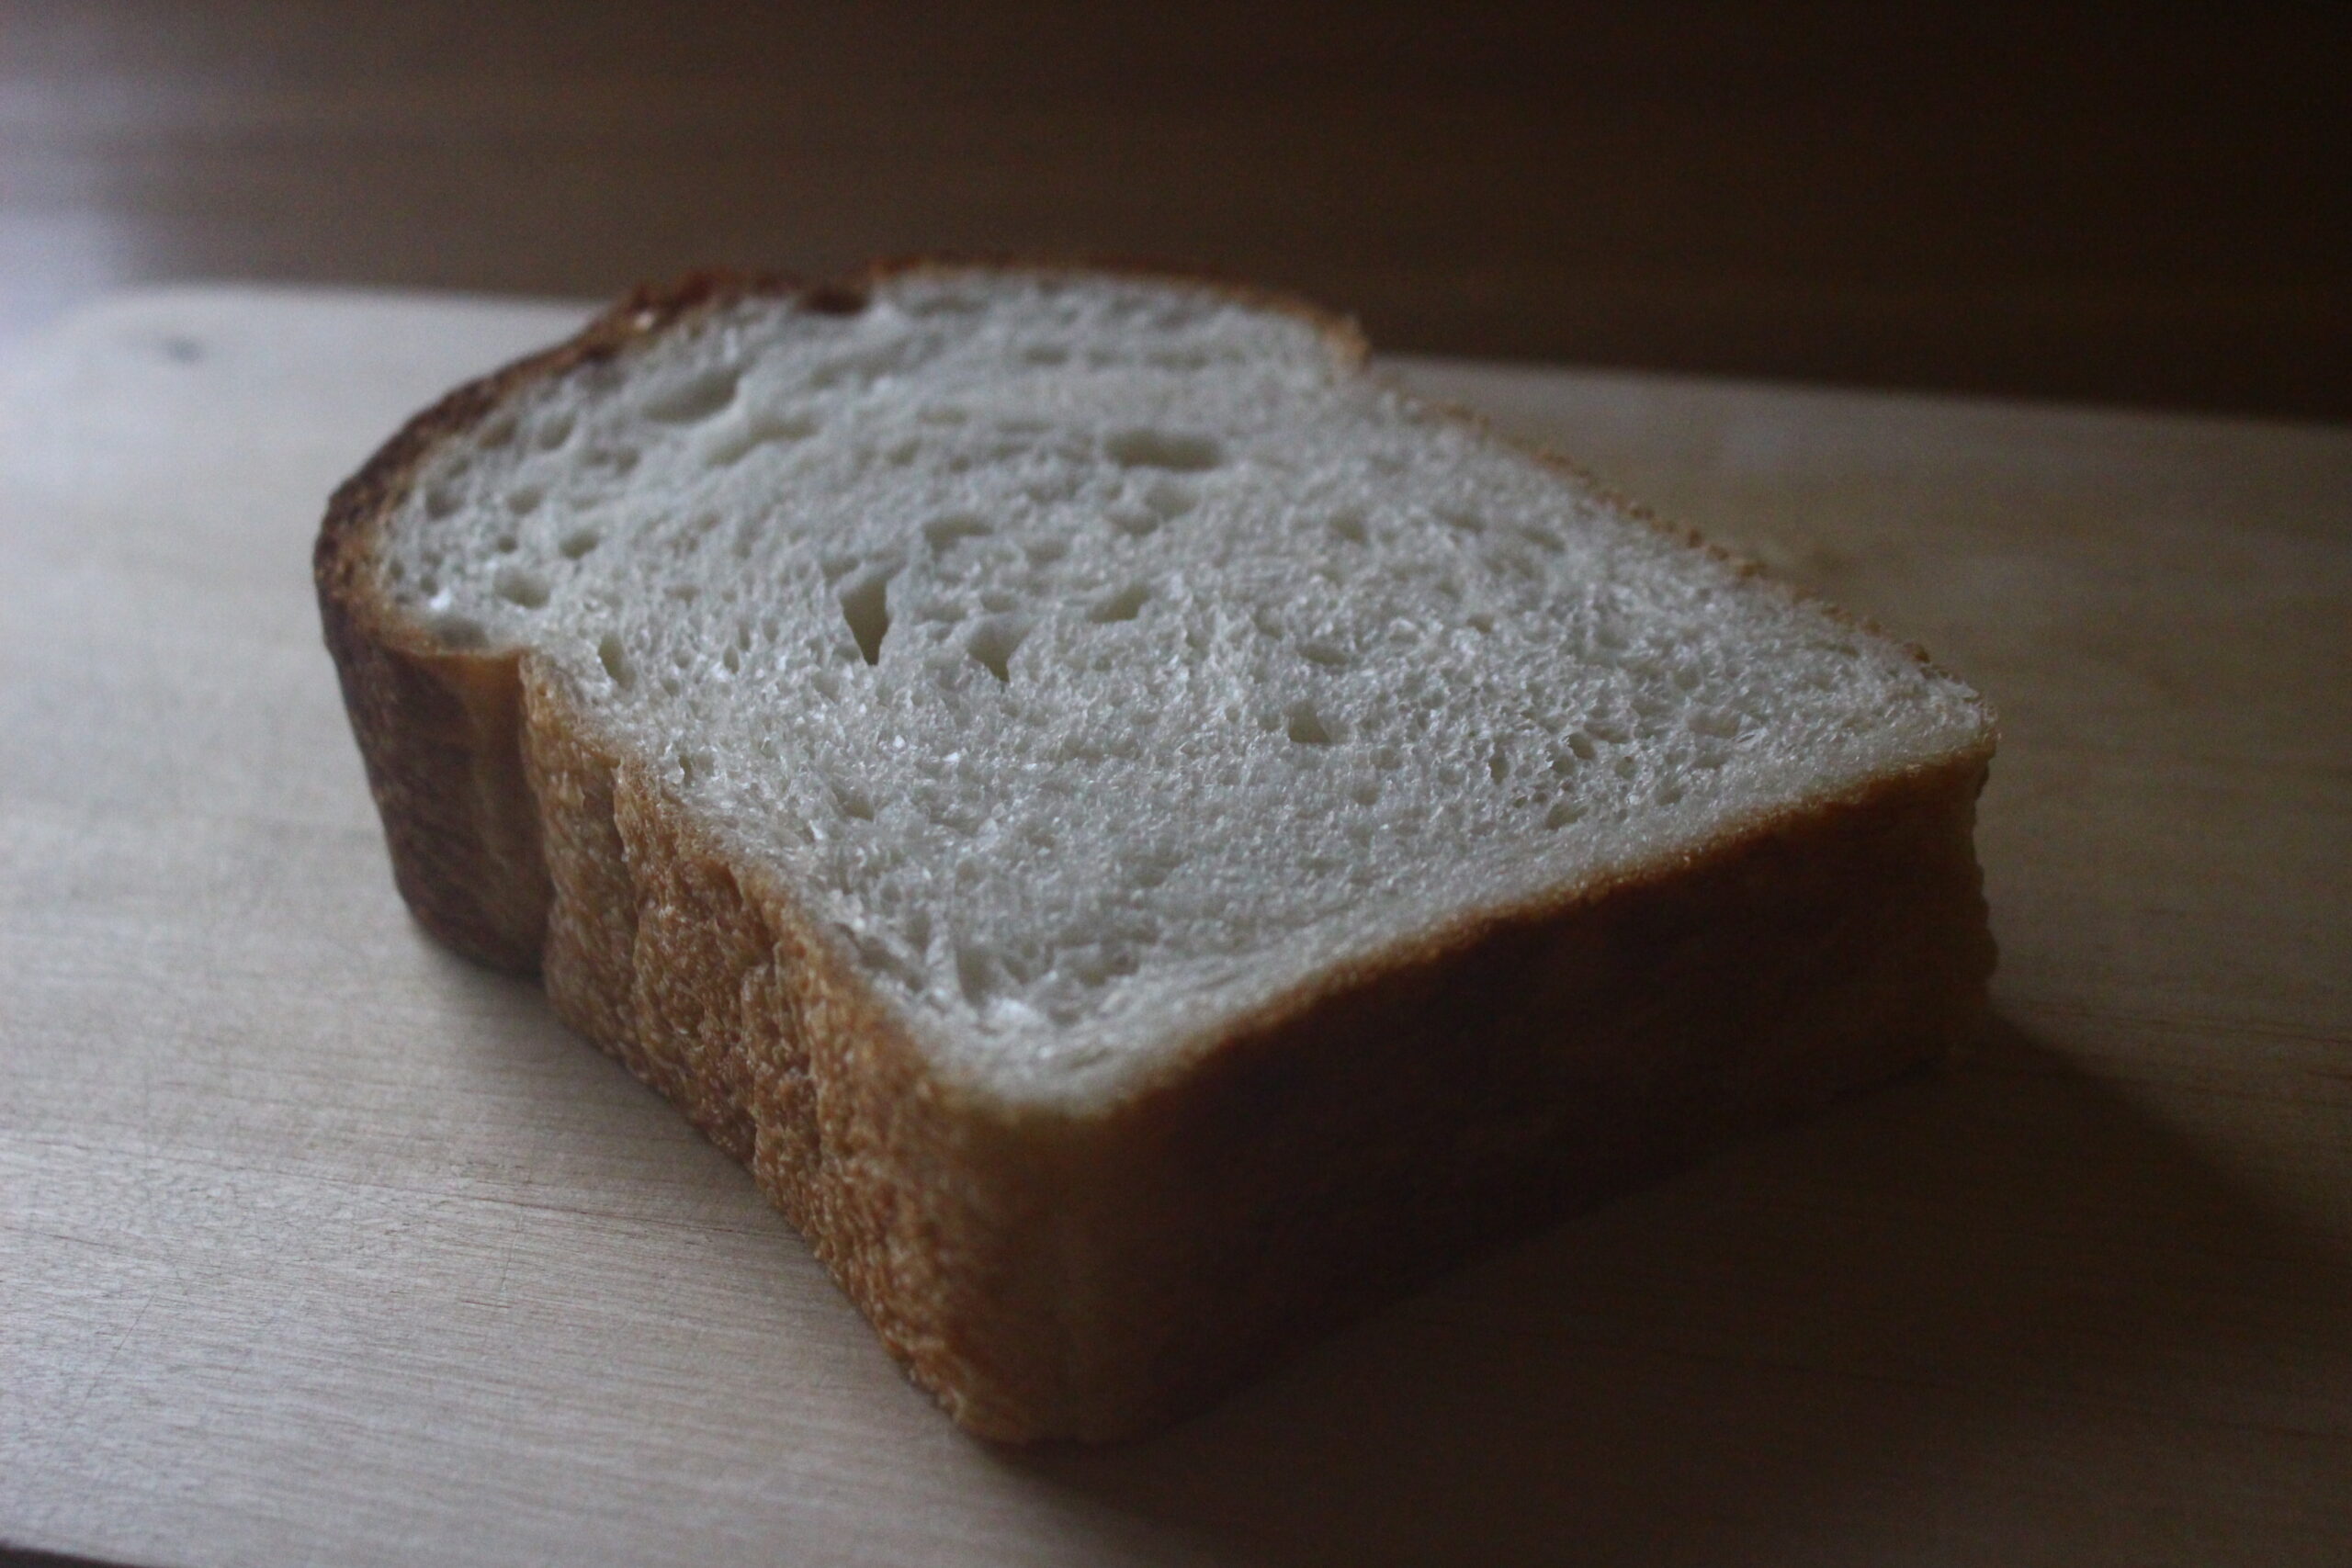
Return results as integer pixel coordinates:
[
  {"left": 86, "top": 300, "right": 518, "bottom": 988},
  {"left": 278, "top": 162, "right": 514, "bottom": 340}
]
[
  {"left": 645, "top": 367, "right": 742, "bottom": 424},
  {"left": 1286, "top": 702, "right": 1335, "bottom": 746},
  {"left": 966, "top": 617, "right": 1030, "bottom": 682},
  {"left": 665, "top": 582, "right": 699, "bottom": 604},
  {"left": 1544, "top": 801, "right": 1583, "bottom": 829},
  {"left": 923, "top": 513, "right": 993, "bottom": 552},
  {"left": 707, "top": 412, "right": 820, "bottom": 466},
  {"left": 493, "top": 567, "right": 549, "bottom": 608},
  {"left": 423, "top": 486, "right": 459, "bottom": 520},
  {"left": 505, "top": 486, "right": 542, "bottom": 515},
  {"left": 1088, "top": 582, "right": 1148, "bottom": 624},
  {"left": 833, "top": 780, "right": 876, "bottom": 819},
  {"left": 1127, "top": 848, "right": 1180, "bottom": 890},
  {"left": 1023, "top": 537, "right": 1069, "bottom": 566},
  {"left": 493, "top": 534, "right": 517, "bottom": 554},
  {"left": 1144, "top": 479, "right": 1197, "bottom": 519},
  {"left": 840, "top": 570, "right": 893, "bottom": 664},
  {"left": 1023, "top": 344, "right": 1069, "bottom": 366},
  {"left": 956, "top": 944, "right": 995, "bottom": 1008},
  {"left": 1107, "top": 508, "right": 1160, "bottom": 539},
  {"left": 1440, "top": 507, "right": 1485, "bottom": 534},
  {"left": 559, "top": 527, "right": 602, "bottom": 559},
  {"left": 1299, "top": 641, "right": 1351, "bottom": 668},
  {"left": 536, "top": 412, "right": 575, "bottom": 450},
  {"left": 1105, "top": 428, "right": 1223, "bottom": 471},
  {"left": 803, "top": 282, "right": 869, "bottom": 316},
  {"left": 428, "top": 612, "right": 487, "bottom": 649},
  {"left": 597, "top": 634, "right": 634, "bottom": 689},
  {"left": 478, "top": 415, "right": 517, "bottom": 449},
  {"left": 1329, "top": 512, "right": 1368, "bottom": 544},
  {"left": 1488, "top": 749, "right": 1510, "bottom": 783}
]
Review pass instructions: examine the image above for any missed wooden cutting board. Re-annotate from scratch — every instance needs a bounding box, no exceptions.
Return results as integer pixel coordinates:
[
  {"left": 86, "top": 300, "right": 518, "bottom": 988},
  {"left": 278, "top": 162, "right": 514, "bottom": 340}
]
[{"left": 4, "top": 289, "right": 2346, "bottom": 1568}]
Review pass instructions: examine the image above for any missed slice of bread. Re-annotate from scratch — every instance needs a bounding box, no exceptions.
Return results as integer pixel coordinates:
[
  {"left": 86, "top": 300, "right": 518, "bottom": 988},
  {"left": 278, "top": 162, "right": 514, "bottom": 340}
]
[{"left": 316, "top": 264, "right": 1996, "bottom": 1441}]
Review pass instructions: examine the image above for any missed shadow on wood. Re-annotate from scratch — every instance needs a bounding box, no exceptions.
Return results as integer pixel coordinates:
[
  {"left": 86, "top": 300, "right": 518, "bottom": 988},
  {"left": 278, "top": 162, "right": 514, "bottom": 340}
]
[{"left": 1001, "top": 1015, "right": 2351, "bottom": 1564}]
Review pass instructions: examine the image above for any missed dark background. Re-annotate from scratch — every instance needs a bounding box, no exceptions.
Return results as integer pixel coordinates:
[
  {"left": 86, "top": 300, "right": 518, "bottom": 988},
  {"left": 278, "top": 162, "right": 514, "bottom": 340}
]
[{"left": 4, "top": 0, "right": 2347, "bottom": 419}]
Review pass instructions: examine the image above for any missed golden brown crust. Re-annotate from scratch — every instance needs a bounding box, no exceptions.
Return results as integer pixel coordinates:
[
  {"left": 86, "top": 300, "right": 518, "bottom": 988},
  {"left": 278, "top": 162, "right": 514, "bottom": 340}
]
[{"left": 316, "top": 262, "right": 1996, "bottom": 1440}]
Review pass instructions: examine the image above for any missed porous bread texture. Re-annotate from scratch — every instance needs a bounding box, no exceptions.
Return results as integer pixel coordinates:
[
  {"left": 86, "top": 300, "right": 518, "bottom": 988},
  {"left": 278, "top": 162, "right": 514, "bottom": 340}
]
[
  {"left": 320, "top": 265, "right": 1997, "bottom": 1438},
  {"left": 368, "top": 267, "right": 1988, "bottom": 1108}
]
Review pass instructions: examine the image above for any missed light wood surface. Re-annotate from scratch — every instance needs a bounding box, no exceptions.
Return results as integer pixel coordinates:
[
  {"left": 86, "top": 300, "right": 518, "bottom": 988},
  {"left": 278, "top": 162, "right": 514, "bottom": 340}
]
[{"left": 3, "top": 289, "right": 2346, "bottom": 1567}]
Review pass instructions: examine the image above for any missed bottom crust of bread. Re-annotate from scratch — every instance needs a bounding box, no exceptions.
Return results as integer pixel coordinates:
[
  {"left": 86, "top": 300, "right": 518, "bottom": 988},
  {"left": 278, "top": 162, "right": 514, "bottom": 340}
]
[{"left": 327, "top": 621, "right": 1992, "bottom": 1441}]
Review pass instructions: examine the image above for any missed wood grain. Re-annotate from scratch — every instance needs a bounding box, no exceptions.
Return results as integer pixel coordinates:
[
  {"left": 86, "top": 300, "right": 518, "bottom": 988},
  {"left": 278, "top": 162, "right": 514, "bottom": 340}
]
[
  {"left": 2, "top": 288, "right": 2348, "bottom": 1566},
  {"left": 2, "top": 1, "right": 2348, "bottom": 419}
]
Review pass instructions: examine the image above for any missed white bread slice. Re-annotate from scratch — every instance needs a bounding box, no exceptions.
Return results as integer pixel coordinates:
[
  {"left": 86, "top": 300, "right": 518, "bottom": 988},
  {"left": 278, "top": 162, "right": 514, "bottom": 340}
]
[{"left": 317, "top": 265, "right": 1996, "bottom": 1440}]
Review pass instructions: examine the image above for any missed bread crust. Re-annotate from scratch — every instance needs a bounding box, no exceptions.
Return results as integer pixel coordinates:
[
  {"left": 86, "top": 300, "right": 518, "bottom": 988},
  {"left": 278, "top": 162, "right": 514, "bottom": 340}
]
[{"left": 316, "top": 264, "right": 1996, "bottom": 1440}]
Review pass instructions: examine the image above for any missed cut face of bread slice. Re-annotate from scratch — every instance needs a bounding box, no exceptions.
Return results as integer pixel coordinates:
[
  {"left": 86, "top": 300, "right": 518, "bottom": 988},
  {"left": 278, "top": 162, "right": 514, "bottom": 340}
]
[{"left": 318, "top": 265, "right": 1996, "bottom": 1439}]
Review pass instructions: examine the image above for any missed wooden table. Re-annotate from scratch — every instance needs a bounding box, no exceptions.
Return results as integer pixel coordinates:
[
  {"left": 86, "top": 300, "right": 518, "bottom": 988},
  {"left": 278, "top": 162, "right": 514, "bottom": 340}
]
[{"left": 3, "top": 288, "right": 2347, "bottom": 1566}]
